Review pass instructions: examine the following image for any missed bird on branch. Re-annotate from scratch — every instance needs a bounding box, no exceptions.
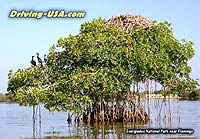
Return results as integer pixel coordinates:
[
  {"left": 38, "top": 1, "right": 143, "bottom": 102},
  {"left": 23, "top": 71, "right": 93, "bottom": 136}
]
[
  {"left": 30, "top": 56, "right": 36, "bottom": 66},
  {"left": 36, "top": 53, "right": 43, "bottom": 67},
  {"left": 44, "top": 54, "right": 47, "bottom": 63}
]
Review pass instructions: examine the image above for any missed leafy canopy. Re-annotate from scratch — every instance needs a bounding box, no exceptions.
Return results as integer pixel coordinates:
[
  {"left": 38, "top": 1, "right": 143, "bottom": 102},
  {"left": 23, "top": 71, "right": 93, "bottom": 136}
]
[{"left": 7, "top": 18, "right": 197, "bottom": 112}]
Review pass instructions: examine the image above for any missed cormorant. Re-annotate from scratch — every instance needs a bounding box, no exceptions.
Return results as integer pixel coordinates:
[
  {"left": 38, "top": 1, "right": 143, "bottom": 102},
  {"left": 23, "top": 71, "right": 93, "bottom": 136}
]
[
  {"left": 30, "top": 56, "right": 36, "bottom": 66},
  {"left": 36, "top": 53, "right": 43, "bottom": 67},
  {"left": 44, "top": 54, "right": 47, "bottom": 63}
]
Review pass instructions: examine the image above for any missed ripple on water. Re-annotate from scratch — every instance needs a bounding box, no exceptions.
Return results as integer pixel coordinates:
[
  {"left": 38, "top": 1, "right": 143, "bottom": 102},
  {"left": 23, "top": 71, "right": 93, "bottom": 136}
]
[{"left": 0, "top": 101, "right": 200, "bottom": 139}]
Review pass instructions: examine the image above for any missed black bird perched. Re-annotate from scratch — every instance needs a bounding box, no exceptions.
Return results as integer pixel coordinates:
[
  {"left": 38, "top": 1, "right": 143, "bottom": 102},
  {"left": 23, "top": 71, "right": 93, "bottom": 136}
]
[
  {"left": 36, "top": 53, "right": 43, "bottom": 67},
  {"left": 44, "top": 54, "right": 47, "bottom": 63},
  {"left": 30, "top": 56, "right": 36, "bottom": 66}
]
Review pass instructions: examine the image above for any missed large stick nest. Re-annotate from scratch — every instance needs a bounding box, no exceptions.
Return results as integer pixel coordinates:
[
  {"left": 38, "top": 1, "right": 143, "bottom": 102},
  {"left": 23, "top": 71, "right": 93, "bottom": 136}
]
[{"left": 104, "top": 14, "right": 153, "bottom": 33}]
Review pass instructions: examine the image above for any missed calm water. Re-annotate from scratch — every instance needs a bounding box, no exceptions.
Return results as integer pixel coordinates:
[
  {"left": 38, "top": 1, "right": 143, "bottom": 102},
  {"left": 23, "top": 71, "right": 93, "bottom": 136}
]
[{"left": 0, "top": 101, "right": 200, "bottom": 139}]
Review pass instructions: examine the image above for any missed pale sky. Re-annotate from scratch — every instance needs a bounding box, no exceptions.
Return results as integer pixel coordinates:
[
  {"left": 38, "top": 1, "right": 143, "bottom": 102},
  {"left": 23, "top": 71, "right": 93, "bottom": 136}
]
[{"left": 0, "top": 0, "right": 200, "bottom": 93}]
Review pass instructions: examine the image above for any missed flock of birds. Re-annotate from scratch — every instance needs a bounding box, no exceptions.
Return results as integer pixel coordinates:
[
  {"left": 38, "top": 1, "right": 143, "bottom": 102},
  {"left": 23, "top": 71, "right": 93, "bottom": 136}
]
[{"left": 31, "top": 53, "right": 47, "bottom": 67}]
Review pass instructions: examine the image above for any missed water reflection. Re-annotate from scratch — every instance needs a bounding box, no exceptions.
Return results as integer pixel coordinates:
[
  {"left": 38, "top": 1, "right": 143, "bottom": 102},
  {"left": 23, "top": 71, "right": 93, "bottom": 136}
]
[
  {"left": 32, "top": 117, "right": 41, "bottom": 138},
  {"left": 0, "top": 101, "right": 199, "bottom": 139},
  {"left": 31, "top": 121, "right": 143, "bottom": 139}
]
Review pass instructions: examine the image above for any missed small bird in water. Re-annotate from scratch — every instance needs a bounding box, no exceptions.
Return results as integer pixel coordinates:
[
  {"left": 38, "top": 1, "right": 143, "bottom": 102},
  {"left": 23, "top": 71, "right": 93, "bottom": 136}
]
[
  {"left": 36, "top": 53, "right": 43, "bottom": 67},
  {"left": 67, "top": 113, "right": 73, "bottom": 123},
  {"left": 30, "top": 56, "right": 36, "bottom": 66}
]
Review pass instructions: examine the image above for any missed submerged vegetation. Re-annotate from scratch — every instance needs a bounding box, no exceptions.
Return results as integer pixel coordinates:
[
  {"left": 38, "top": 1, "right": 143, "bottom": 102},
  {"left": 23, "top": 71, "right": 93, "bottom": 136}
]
[{"left": 7, "top": 15, "right": 198, "bottom": 123}]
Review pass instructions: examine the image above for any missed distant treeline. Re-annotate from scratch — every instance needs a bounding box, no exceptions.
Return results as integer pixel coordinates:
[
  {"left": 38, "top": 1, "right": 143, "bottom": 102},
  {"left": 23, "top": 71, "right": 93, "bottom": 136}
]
[
  {"left": 0, "top": 93, "right": 15, "bottom": 103},
  {"left": 153, "top": 89, "right": 200, "bottom": 100},
  {"left": 180, "top": 89, "right": 200, "bottom": 100}
]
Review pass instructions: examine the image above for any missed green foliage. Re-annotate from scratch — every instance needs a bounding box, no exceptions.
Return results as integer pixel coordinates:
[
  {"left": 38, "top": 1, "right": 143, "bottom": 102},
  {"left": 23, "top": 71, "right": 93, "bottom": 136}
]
[
  {"left": 188, "top": 89, "right": 200, "bottom": 100},
  {"left": 7, "top": 17, "right": 198, "bottom": 112}
]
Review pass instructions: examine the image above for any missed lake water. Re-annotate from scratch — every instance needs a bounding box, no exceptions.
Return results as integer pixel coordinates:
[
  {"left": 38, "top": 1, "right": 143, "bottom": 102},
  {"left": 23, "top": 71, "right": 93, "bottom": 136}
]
[{"left": 0, "top": 100, "right": 200, "bottom": 139}]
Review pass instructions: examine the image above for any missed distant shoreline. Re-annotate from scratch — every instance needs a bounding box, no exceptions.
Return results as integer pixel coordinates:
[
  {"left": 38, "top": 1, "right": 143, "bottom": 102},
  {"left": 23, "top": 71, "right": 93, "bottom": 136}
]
[{"left": 0, "top": 93, "right": 15, "bottom": 103}]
